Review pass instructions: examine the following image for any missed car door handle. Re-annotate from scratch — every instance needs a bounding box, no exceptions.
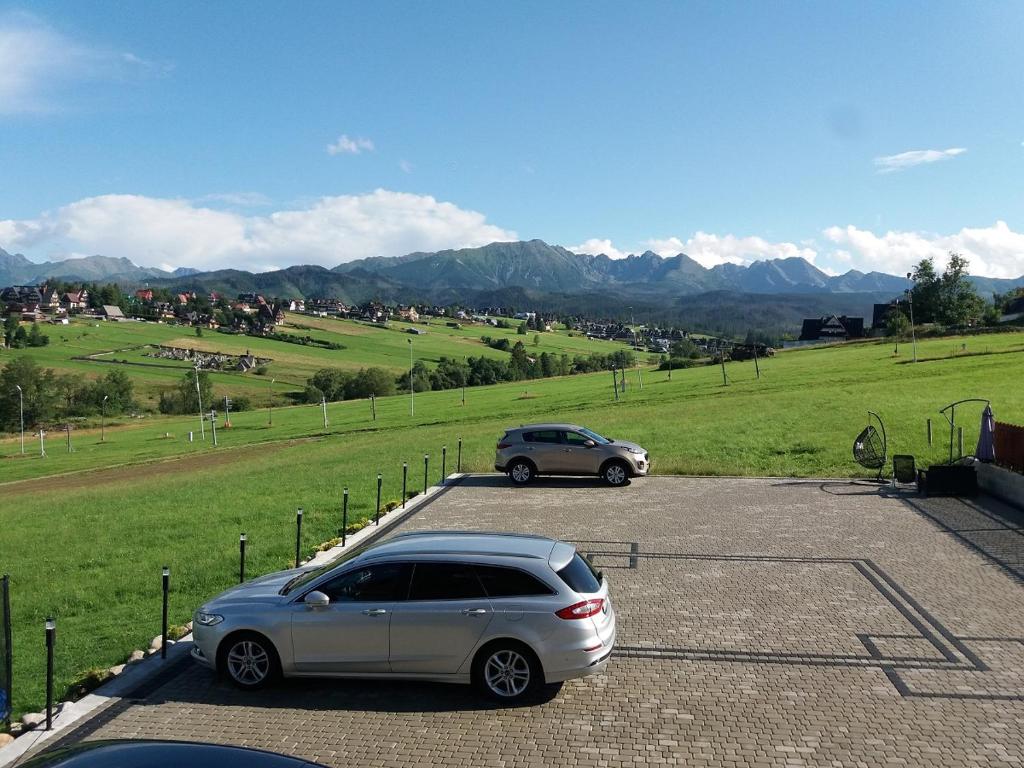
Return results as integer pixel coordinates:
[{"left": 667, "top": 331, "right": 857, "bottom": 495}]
[
  {"left": 361, "top": 608, "right": 388, "bottom": 616},
  {"left": 461, "top": 608, "right": 489, "bottom": 616}
]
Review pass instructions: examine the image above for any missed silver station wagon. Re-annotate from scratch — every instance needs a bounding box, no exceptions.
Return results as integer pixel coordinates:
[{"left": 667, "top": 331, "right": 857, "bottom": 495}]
[{"left": 192, "top": 531, "right": 616, "bottom": 701}]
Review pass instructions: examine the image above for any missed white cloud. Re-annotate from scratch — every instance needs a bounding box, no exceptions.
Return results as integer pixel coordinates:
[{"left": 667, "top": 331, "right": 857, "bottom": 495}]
[
  {"left": 646, "top": 233, "right": 820, "bottom": 269},
  {"left": 0, "top": 12, "right": 168, "bottom": 114},
  {"left": 873, "top": 147, "right": 966, "bottom": 174},
  {"left": 822, "top": 221, "right": 1024, "bottom": 279},
  {"left": 568, "top": 238, "right": 629, "bottom": 260},
  {"left": 326, "top": 134, "right": 375, "bottom": 156},
  {"left": 195, "top": 192, "right": 272, "bottom": 207},
  {"left": 399, "top": 159, "right": 414, "bottom": 174},
  {"left": 0, "top": 190, "right": 516, "bottom": 273}
]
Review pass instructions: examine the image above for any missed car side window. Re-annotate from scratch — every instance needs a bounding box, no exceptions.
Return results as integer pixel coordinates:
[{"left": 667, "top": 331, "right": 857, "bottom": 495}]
[
  {"left": 408, "top": 563, "right": 486, "bottom": 600},
  {"left": 475, "top": 565, "right": 555, "bottom": 597},
  {"left": 563, "top": 431, "right": 591, "bottom": 446},
  {"left": 319, "top": 563, "right": 409, "bottom": 602},
  {"left": 524, "top": 430, "right": 560, "bottom": 444}
]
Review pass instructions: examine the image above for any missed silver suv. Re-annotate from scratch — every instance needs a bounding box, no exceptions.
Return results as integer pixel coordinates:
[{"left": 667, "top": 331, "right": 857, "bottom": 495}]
[
  {"left": 192, "top": 531, "right": 615, "bottom": 701},
  {"left": 495, "top": 423, "right": 650, "bottom": 486}
]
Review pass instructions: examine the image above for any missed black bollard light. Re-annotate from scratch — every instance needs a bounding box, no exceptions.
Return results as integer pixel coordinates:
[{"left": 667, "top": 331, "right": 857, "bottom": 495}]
[
  {"left": 161, "top": 566, "right": 170, "bottom": 659},
  {"left": 457, "top": 437, "right": 462, "bottom": 473},
  {"left": 402, "top": 462, "right": 408, "bottom": 508},
  {"left": 295, "top": 508, "right": 303, "bottom": 568},
  {"left": 442, "top": 445, "right": 447, "bottom": 484},
  {"left": 239, "top": 534, "right": 247, "bottom": 584},
  {"left": 423, "top": 453, "right": 429, "bottom": 494},
  {"left": 45, "top": 617, "right": 55, "bottom": 730},
  {"left": 375, "top": 473, "right": 382, "bottom": 525},
  {"left": 341, "top": 488, "right": 349, "bottom": 545}
]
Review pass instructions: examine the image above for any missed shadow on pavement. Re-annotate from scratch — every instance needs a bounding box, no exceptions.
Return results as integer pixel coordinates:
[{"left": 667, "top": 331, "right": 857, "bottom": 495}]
[{"left": 456, "top": 474, "right": 627, "bottom": 489}]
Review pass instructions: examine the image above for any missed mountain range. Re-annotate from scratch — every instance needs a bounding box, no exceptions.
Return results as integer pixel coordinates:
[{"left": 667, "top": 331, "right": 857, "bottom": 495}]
[{"left": 3, "top": 240, "right": 1022, "bottom": 336}]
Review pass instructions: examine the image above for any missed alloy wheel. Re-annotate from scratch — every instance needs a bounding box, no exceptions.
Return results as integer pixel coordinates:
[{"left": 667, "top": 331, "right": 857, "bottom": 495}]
[
  {"left": 226, "top": 640, "right": 270, "bottom": 685},
  {"left": 511, "top": 463, "right": 531, "bottom": 483},
  {"left": 605, "top": 463, "right": 627, "bottom": 485},
  {"left": 484, "top": 649, "right": 531, "bottom": 698}
]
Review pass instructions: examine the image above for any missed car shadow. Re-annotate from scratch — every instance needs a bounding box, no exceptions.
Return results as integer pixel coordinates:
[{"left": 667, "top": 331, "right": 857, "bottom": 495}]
[{"left": 457, "top": 474, "right": 629, "bottom": 489}]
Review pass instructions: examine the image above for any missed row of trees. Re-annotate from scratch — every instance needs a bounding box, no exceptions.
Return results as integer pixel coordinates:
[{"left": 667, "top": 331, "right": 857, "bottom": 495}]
[
  {"left": 301, "top": 346, "right": 639, "bottom": 404},
  {"left": 157, "top": 369, "right": 253, "bottom": 414},
  {"left": 4, "top": 318, "right": 49, "bottom": 348},
  {"left": 906, "top": 254, "right": 993, "bottom": 327},
  {"left": 0, "top": 358, "right": 135, "bottom": 431}
]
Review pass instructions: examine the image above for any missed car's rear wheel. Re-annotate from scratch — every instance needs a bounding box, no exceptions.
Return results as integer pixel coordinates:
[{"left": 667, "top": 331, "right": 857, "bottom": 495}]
[
  {"left": 601, "top": 460, "right": 630, "bottom": 487},
  {"left": 473, "top": 642, "right": 541, "bottom": 701},
  {"left": 508, "top": 459, "right": 535, "bottom": 485},
  {"left": 218, "top": 631, "right": 280, "bottom": 690}
]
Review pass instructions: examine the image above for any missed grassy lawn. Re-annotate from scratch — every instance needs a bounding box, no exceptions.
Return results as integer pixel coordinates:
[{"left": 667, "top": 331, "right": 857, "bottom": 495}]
[
  {"left": 1, "top": 330, "right": 1021, "bottom": 719},
  {"left": 0, "top": 315, "right": 633, "bottom": 409}
]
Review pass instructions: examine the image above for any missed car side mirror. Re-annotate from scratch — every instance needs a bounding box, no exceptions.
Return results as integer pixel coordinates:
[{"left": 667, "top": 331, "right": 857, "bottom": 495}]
[
  {"left": 583, "top": 439, "right": 596, "bottom": 448},
  {"left": 304, "top": 590, "right": 330, "bottom": 608}
]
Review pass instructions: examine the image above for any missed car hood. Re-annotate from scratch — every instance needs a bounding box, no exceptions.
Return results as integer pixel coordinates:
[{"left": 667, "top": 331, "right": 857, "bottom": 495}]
[
  {"left": 612, "top": 440, "right": 646, "bottom": 454},
  {"left": 200, "top": 568, "right": 304, "bottom": 609}
]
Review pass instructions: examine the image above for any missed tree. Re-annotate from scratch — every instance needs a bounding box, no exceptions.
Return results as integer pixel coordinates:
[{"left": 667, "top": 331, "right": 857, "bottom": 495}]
[
  {"left": 345, "top": 367, "right": 396, "bottom": 398},
  {"left": 0, "top": 357, "right": 57, "bottom": 430},
  {"left": 27, "top": 323, "right": 49, "bottom": 347},
  {"left": 517, "top": 321, "right": 528, "bottom": 335},
  {"left": 885, "top": 309, "right": 909, "bottom": 339},
  {"left": 11, "top": 326, "right": 28, "bottom": 349},
  {"left": 937, "top": 252, "right": 985, "bottom": 326},
  {"left": 177, "top": 369, "right": 213, "bottom": 415},
  {"left": 4, "top": 316, "right": 18, "bottom": 347},
  {"left": 533, "top": 334, "right": 541, "bottom": 346},
  {"left": 310, "top": 368, "right": 352, "bottom": 401},
  {"left": 909, "top": 258, "right": 942, "bottom": 323}
]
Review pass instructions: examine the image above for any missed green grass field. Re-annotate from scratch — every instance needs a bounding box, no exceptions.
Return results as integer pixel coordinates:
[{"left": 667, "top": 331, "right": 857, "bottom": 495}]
[
  {"left": 0, "top": 314, "right": 634, "bottom": 409},
  {"left": 1, "top": 329, "right": 1022, "bottom": 720}
]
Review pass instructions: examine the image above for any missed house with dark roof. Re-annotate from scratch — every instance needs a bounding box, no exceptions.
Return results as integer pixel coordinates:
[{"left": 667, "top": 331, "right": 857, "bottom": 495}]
[{"left": 798, "top": 315, "right": 866, "bottom": 342}]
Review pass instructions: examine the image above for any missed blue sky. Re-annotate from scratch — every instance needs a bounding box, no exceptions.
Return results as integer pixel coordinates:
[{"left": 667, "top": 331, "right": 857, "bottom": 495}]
[{"left": 1, "top": 1, "right": 1023, "bottom": 277}]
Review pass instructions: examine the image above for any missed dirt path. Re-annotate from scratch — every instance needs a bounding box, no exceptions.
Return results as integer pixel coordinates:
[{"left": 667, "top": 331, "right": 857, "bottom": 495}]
[{"left": 1, "top": 437, "right": 318, "bottom": 496}]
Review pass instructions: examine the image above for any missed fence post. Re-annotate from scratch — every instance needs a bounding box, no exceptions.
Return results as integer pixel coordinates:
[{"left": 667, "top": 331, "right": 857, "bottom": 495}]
[
  {"left": 753, "top": 346, "right": 760, "bottom": 379},
  {"left": 295, "top": 508, "right": 303, "bottom": 568},
  {"left": 720, "top": 355, "right": 728, "bottom": 386},
  {"left": 423, "top": 454, "right": 429, "bottom": 494},
  {"left": 375, "top": 473, "right": 382, "bottom": 525},
  {"left": 341, "top": 488, "right": 349, "bottom": 544},
  {"left": 239, "top": 534, "right": 246, "bottom": 584},
  {"left": 927, "top": 418, "right": 932, "bottom": 446},
  {"left": 957, "top": 426, "right": 964, "bottom": 460},
  {"left": 45, "top": 617, "right": 55, "bottom": 730},
  {"left": 457, "top": 438, "right": 463, "bottom": 473},
  {"left": 442, "top": 445, "right": 447, "bottom": 483},
  {"left": 402, "top": 463, "right": 408, "bottom": 507},
  {"left": 612, "top": 368, "right": 619, "bottom": 400},
  {"left": 2, "top": 575, "right": 11, "bottom": 731},
  {"left": 161, "top": 566, "right": 170, "bottom": 659},
  {"left": 370, "top": 394, "right": 376, "bottom": 421}
]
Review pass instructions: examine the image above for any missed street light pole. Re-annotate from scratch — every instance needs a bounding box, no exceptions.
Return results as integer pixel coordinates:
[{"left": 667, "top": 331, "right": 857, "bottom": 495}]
[
  {"left": 268, "top": 377, "right": 275, "bottom": 425},
  {"left": 905, "top": 275, "right": 918, "bottom": 363},
  {"left": 15, "top": 384, "right": 24, "bottom": 454},
  {"left": 407, "top": 338, "right": 414, "bottom": 417},
  {"left": 194, "top": 367, "right": 205, "bottom": 440},
  {"left": 101, "top": 394, "right": 108, "bottom": 443}
]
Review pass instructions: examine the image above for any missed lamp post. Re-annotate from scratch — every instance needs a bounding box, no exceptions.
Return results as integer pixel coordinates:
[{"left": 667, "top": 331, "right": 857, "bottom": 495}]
[
  {"left": 905, "top": 275, "right": 918, "bottom": 363},
  {"left": 15, "top": 384, "right": 24, "bottom": 455},
  {"left": 268, "top": 377, "right": 276, "bottom": 425},
  {"left": 407, "top": 338, "right": 414, "bottom": 417},
  {"left": 194, "top": 367, "right": 205, "bottom": 440},
  {"left": 101, "top": 394, "right": 108, "bottom": 443}
]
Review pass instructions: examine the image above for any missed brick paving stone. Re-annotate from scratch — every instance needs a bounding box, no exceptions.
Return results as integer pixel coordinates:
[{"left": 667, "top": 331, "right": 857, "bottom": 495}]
[{"left": 31, "top": 477, "right": 1024, "bottom": 767}]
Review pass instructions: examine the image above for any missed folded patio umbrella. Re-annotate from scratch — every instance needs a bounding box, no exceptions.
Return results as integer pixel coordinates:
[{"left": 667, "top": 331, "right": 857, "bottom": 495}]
[{"left": 976, "top": 404, "right": 996, "bottom": 462}]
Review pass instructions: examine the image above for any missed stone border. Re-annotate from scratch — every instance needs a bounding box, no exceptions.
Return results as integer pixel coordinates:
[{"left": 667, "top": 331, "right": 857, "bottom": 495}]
[{"left": 0, "top": 474, "right": 466, "bottom": 767}]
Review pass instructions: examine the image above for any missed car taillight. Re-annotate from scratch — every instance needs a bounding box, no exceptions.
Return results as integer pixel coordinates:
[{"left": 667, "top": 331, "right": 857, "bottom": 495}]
[
  {"left": 497, "top": 442, "right": 511, "bottom": 449},
  {"left": 556, "top": 599, "right": 604, "bottom": 619}
]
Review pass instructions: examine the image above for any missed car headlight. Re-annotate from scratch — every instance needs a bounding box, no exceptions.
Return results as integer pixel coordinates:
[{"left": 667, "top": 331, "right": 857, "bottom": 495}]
[
  {"left": 195, "top": 612, "right": 224, "bottom": 626},
  {"left": 627, "top": 447, "right": 645, "bottom": 455}
]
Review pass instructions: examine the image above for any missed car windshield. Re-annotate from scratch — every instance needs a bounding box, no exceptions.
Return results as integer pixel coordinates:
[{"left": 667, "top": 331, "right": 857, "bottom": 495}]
[
  {"left": 578, "top": 427, "right": 611, "bottom": 445},
  {"left": 279, "top": 542, "right": 372, "bottom": 595}
]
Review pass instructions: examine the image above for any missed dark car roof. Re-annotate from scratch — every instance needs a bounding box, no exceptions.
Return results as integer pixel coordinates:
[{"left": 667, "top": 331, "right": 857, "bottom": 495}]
[{"left": 19, "top": 740, "right": 328, "bottom": 768}]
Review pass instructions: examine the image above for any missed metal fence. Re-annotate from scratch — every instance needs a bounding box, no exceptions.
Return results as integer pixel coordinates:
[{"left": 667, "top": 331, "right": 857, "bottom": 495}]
[
  {"left": 994, "top": 421, "right": 1024, "bottom": 473},
  {"left": 1, "top": 574, "right": 11, "bottom": 728}
]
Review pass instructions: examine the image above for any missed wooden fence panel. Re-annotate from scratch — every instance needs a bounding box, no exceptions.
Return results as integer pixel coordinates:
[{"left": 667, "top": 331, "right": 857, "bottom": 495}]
[{"left": 994, "top": 421, "right": 1024, "bottom": 473}]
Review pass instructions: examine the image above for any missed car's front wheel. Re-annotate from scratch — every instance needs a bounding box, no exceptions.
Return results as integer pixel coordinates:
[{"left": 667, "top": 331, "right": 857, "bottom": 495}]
[
  {"left": 218, "top": 632, "right": 280, "bottom": 690},
  {"left": 474, "top": 642, "right": 541, "bottom": 701},
  {"left": 508, "top": 459, "right": 535, "bottom": 486},
  {"left": 601, "top": 460, "right": 630, "bottom": 487}
]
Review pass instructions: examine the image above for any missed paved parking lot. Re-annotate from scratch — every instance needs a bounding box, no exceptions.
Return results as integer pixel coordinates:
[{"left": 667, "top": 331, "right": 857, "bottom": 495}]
[{"left": 39, "top": 476, "right": 1024, "bottom": 766}]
